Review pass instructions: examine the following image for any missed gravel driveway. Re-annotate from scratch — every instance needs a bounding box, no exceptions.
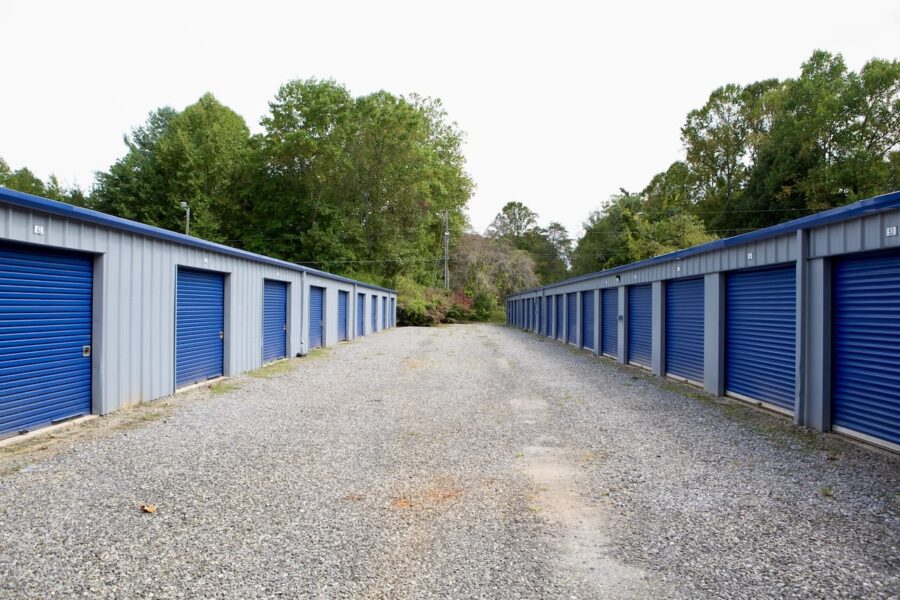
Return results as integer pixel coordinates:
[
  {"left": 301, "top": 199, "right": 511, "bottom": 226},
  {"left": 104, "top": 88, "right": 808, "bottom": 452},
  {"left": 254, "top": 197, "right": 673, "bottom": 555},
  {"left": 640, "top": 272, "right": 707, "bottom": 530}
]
[{"left": 1, "top": 324, "right": 898, "bottom": 599}]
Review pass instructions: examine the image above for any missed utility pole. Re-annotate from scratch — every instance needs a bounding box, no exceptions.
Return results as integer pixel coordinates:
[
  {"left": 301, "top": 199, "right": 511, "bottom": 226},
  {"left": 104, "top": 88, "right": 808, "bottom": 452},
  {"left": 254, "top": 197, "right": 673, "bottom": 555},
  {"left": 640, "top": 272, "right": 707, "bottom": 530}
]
[
  {"left": 443, "top": 210, "right": 450, "bottom": 290},
  {"left": 180, "top": 201, "right": 191, "bottom": 236}
]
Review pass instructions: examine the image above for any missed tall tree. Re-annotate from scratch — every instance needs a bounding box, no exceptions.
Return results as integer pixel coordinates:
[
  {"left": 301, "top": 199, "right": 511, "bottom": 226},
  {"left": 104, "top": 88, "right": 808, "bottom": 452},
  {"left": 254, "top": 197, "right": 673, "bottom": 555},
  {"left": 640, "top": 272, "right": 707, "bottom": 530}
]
[
  {"left": 92, "top": 95, "right": 252, "bottom": 242},
  {"left": 486, "top": 201, "right": 538, "bottom": 242}
]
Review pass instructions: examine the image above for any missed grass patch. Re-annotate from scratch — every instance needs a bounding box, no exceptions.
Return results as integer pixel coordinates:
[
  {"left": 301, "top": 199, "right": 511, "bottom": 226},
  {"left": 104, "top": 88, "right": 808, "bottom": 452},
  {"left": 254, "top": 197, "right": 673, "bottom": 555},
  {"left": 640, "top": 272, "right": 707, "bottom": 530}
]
[
  {"left": 305, "top": 347, "right": 334, "bottom": 360},
  {"left": 820, "top": 486, "right": 834, "bottom": 498},
  {"left": 249, "top": 359, "right": 296, "bottom": 378},
  {"left": 209, "top": 381, "right": 240, "bottom": 395}
]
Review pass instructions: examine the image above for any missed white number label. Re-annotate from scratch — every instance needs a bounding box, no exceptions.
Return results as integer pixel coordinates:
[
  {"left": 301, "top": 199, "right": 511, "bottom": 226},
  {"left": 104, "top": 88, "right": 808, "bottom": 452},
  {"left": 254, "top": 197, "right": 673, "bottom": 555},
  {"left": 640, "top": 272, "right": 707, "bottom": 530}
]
[
  {"left": 33, "top": 225, "right": 44, "bottom": 235},
  {"left": 887, "top": 226, "right": 898, "bottom": 237}
]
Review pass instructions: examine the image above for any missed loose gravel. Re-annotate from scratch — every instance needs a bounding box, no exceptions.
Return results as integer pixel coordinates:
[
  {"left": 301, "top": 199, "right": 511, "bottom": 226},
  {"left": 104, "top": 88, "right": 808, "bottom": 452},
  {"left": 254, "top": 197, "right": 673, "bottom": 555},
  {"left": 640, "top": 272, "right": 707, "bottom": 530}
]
[{"left": 0, "top": 324, "right": 897, "bottom": 599}]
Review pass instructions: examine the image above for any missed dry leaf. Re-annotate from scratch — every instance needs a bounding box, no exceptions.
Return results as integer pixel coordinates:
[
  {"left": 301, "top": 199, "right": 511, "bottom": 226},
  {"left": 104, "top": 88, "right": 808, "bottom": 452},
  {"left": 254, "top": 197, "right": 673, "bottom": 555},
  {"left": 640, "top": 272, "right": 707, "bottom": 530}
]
[{"left": 139, "top": 503, "right": 157, "bottom": 513}]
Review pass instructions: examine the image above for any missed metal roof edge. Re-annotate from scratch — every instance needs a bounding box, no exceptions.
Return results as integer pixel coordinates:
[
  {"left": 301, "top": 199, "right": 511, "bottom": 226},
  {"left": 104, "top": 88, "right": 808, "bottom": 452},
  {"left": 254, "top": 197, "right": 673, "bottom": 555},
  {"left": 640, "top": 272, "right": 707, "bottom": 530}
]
[
  {"left": 510, "top": 190, "right": 900, "bottom": 297},
  {"left": 0, "top": 187, "right": 396, "bottom": 294}
]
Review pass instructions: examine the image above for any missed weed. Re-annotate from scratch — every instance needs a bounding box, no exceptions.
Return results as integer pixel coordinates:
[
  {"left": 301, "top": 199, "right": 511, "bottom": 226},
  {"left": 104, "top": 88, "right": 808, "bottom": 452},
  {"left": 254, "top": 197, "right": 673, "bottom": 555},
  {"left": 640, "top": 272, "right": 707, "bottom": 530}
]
[
  {"left": 210, "top": 381, "right": 240, "bottom": 395},
  {"left": 249, "top": 359, "right": 296, "bottom": 378},
  {"left": 820, "top": 486, "right": 834, "bottom": 498}
]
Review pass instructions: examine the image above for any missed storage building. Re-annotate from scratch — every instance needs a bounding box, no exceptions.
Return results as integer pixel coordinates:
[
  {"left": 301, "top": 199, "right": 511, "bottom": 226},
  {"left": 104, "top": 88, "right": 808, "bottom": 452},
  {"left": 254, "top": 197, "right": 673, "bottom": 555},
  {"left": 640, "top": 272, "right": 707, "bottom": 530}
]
[
  {"left": 0, "top": 188, "right": 397, "bottom": 439},
  {"left": 507, "top": 191, "right": 900, "bottom": 452}
]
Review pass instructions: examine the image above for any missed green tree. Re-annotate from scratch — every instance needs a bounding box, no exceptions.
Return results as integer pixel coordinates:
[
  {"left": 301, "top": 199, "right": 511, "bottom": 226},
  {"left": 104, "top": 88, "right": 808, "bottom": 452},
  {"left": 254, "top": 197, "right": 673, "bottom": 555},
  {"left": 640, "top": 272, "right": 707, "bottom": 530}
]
[
  {"left": 486, "top": 201, "right": 538, "bottom": 242},
  {"left": 93, "top": 95, "right": 252, "bottom": 243}
]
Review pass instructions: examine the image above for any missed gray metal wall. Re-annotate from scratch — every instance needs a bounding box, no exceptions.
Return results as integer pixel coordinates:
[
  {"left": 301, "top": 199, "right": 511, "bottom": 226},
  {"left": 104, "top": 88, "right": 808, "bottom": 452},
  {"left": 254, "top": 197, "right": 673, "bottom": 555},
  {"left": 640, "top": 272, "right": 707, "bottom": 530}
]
[
  {"left": 507, "top": 206, "right": 900, "bottom": 451},
  {"left": 0, "top": 201, "right": 396, "bottom": 416}
]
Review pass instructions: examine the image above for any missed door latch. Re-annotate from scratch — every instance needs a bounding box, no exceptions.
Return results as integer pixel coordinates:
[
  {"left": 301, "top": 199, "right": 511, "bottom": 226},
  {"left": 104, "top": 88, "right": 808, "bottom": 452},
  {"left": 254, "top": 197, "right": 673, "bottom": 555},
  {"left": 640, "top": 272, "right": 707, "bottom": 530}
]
[
  {"left": 219, "top": 331, "right": 224, "bottom": 340},
  {"left": 82, "top": 345, "right": 92, "bottom": 357}
]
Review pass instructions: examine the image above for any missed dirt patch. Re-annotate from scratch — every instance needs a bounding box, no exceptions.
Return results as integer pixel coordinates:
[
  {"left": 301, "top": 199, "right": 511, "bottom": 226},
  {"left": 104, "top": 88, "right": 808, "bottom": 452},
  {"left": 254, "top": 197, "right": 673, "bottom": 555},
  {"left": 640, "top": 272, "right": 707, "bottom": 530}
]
[
  {"left": 389, "top": 476, "right": 463, "bottom": 510},
  {"left": 520, "top": 445, "right": 662, "bottom": 596}
]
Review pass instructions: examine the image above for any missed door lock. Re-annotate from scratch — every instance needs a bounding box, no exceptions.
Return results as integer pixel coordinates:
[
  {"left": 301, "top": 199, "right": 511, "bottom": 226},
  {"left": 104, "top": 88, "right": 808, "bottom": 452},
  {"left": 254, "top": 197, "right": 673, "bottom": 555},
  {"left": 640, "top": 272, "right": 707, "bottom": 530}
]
[
  {"left": 82, "top": 345, "right": 92, "bottom": 357},
  {"left": 219, "top": 331, "right": 224, "bottom": 340}
]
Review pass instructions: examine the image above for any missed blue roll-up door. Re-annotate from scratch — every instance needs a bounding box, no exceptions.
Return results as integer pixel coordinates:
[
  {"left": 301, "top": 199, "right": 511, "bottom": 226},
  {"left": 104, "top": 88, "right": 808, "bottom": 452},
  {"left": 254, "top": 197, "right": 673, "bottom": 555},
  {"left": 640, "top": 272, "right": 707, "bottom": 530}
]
[
  {"left": 0, "top": 243, "right": 93, "bottom": 437},
  {"left": 547, "top": 297, "right": 553, "bottom": 336},
  {"left": 665, "top": 278, "right": 704, "bottom": 382},
  {"left": 262, "top": 280, "right": 287, "bottom": 363},
  {"left": 536, "top": 297, "right": 541, "bottom": 334},
  {"left": 176, "top": 268, "right": 225, "bottom": 387},
  {"left": 832, "top": 251, "right": 900, "bottom": 447},
  {"left": 555, "top": 295, "right": 564, "bottom": 340},
  {"left": 371, "top": 295, "right": 378, "bottom": 332},
  {"left": 627, "top": 285, "right": 652, "bottom": 367},
  {"left": 309, "top": 286, "right": 325, "bottom": 349},
  {"left": 726, "top": 265, "right": 795, "bottom": 411},
  {"left": 566, "top": 293, "right": 577, "bottom": 343},
  {"left": 338, "top": 291, "right": 348, "bottom": 341},
  {"left": 582, "top": 291, "right": 594, "bottom": 351},
  {"left": 601, "top": 288, "right": 618, "bottom": 357},
  {"left": 357, "top": 293, "right": 365, "bottom": 336}
]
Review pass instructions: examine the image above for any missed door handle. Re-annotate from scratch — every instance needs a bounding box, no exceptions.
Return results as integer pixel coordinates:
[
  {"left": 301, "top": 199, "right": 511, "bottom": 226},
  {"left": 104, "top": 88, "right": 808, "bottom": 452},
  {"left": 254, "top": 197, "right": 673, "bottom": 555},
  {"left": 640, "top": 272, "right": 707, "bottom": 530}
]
[{"left": 219, "top": 331, "right": 224, "bottom": 340}]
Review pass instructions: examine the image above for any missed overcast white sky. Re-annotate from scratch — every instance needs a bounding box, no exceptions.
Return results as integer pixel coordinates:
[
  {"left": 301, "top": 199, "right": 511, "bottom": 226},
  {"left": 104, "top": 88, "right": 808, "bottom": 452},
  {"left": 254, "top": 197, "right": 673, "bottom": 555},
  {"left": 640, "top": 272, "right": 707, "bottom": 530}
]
[{"left": 2, "top": 1, "right": 898, "bottom": 237}]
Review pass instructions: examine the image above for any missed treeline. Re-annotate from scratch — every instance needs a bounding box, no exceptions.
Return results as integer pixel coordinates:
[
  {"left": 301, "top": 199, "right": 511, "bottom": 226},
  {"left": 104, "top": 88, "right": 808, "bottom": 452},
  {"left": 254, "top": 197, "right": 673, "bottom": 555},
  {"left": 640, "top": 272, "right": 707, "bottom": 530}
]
[
  {"left": 3, "top": 81, "right": 474, "bottom": 290},
  {"left": 2, "top": 50, "right": 897, "bottom": 323},
  {"left": 570, "top": 50, "right": 899, "bottom": 275}
]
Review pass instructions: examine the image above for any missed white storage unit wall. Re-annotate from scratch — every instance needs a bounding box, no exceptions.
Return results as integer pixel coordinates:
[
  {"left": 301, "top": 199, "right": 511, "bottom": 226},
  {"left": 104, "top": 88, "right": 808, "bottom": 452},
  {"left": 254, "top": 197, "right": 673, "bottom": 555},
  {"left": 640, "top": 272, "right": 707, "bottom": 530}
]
[
  {"left": 507, "top": 191, "right": 900, "bottom": 451},
  {"left": 0, "top": 188, "right": 396, "bottom": 438}
]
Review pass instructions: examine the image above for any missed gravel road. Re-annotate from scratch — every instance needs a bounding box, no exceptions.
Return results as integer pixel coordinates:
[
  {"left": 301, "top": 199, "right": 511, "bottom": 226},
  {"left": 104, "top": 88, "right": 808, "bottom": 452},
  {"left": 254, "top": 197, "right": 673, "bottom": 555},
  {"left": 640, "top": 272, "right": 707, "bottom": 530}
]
[{"left": 1, "top": 324, "right": 898, "bottom": 599}]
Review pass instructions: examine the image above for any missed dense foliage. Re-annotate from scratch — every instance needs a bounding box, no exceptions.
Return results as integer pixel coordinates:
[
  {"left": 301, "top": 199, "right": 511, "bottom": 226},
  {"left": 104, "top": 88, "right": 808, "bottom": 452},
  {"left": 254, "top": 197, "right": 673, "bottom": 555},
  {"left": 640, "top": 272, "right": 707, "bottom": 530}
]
[{"left": 571, "top": 50, "right": 899, "bottom": 275}]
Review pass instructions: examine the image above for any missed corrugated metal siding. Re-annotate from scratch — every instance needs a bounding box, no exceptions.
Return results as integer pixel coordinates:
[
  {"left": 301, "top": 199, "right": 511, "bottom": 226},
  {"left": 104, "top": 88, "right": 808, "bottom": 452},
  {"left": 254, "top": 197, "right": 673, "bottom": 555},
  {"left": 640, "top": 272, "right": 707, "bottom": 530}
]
[
  {"left": 308, "top": 286, "right": 325, "bottom": 349},
  {"left": 382, "top": 296, "right": 387, "bottom": 328},
  {"left": 726, "top": 265, "right": 796, "bottom": 411},
  {"left": 582, "top": 291, "right": 594, "bottom": 350},
  {"left": 566, "top": 293, "right": 577, "bottom": 343},
  {"left": 627, "top": 285, "right": 652, "bottom": 366},
  {"left": 0, "top": 242, "right": 92, "bottom": 437},
  {"left": 357, "top": 293, "right": 365, "bottom": 336},
  {"left": 338, "top": 290, "right": 348, "bottom": 341},
  {"left": 601, "top": 288, "right": 618, "bottom": 357},
  {"left": 176, "top": 268, "right": 224, "bottom": 387},
  {"left": 262, "top": 280, "right": 287, "bottom": 363},
  {"left": 665, "top": 278, "right": 704, "bottom": 382},
  {"left": 371, "top": 295, "right": 378, "bottom": 331},
  {"left": 0, "top": 200, "right": 389, "bottom": 416},
  {"left": 391, "top": 298, "right": 395, "bottom": 327},
  {"left": 832, "top": 251, "right": 900, "bottom": 446}
]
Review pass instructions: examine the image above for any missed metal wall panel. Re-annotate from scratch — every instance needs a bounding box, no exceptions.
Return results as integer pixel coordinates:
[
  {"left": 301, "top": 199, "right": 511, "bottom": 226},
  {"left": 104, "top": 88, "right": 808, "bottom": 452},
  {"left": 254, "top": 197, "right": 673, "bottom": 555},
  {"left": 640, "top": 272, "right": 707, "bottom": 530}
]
[
  {"left": 262, "top": 280, "right": 287, "bottom": 363},
  {"left": 566, "top": 293, "right": 577, "bottom": 343},
  {"left": 832, "top": 251, "right": 900, "bottom": 446},
  {"left": 726, "top": 265, "right": 796, "bottom": 411},
  {"left": 371, "top": 295, "right": 378, "bottom": 331},
  {"left": 601, "top": 288, "right": 618, "bottom": 357},
  {"left": 0, "top": 198, "right": 391, "bottom": 417},
  {"left": 357, "top": 293, "right": 366, "bottom": 336},
  {"left": 581, "top": 291, "right": 594, "bottom": 350},
  {"left": 338, "top": 290, "right": 348, "bottom": 341},
  {"left": 176, "top": 268, "right": 224, "bottom": 387},
  {"left": 391, "top": 298, "right": 396, "bottom": 327},
  {"left": 0, "top": 242, "right": 92, "bottom": 437},
  {"left": 382, "top": 296, "right": 387, "bottom": 329},
  {"left": 665, "top": 278, "right": 704, "bottom": 382},
  {"left": 627, "top": 284, "right": 652, "bottom": 366},
  {"left": 308, "top": 286, "right": 325, "bottom": 349}
]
